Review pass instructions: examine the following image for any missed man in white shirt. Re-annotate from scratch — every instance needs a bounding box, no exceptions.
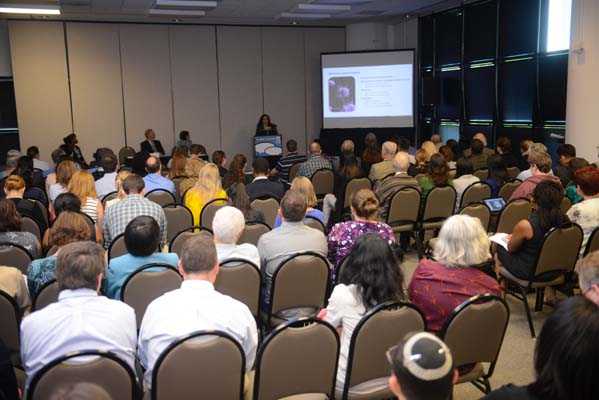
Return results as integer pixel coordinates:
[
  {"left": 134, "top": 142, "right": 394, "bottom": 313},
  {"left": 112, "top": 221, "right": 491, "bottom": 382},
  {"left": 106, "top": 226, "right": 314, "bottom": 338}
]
[
  {"left": 213, "top": 206, "right": 260, "bottom": 267},
  {"left": 138, "top": 233, "right": 258, "bottom": 390},
  {"left": 94, "top": 153, "right": 118, "bottom": 199},
  {"left": 451, "top": 158, "right": 480, "bottom": 211},
  {"left": 20, "top": 241, "right": 137, "bottom": 385}
]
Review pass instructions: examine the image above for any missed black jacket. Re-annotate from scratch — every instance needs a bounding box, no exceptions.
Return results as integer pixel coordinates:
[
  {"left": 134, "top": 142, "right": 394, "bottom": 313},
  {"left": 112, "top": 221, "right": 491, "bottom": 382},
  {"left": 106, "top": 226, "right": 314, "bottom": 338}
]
[
  {"left": 140, "top": 140, "right": 165, "bottom": 155},
  {"left": 246, "top": 178, "right": 285, "bottom": 200}
]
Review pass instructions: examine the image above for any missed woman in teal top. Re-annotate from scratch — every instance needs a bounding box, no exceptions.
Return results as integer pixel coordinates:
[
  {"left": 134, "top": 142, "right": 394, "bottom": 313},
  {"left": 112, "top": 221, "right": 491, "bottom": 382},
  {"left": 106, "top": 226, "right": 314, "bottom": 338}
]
[{"left": 564, "top": 157, "right": 590, "bottom": 205}]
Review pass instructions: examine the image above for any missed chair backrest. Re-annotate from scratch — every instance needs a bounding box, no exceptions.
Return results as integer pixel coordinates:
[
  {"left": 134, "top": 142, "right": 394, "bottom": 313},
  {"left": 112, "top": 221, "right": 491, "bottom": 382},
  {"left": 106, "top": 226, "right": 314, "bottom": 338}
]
[
  {"left": 216, "top": 259, "right": 262, "bottom": 318},
  {"left": 101, "top": 191, "right": 118, "bottom": 207},
  {"left": 254, "top": 319, "right": 339, "bottom": 400},
  {"left": 584, "top": 227, "right": 599, "bottom": 256},
  {"left": 121, "top": 264, "right": 182, "bottom": 327},
  {"left": 238, "top": 222, "right": 271, "bottom": 246},
  {"left": 534, "top": 224, "right": 583, "bottom": 278},
  {"left": 387, "top": 187, "right": 421, "bottom": 229},
  {"left": 440, "top": 295, "right": 509, "bottom": 369},
  {"left": 77, "top": 211, "right": 97, "bottom": 242},
  {"left": 163, "top": 204, "right": 194, "bottom": 243},
  {"left": 169, "top": 226, "right": 212, "bottom": 256},
  {"left": 506, "top": 166, "right": 520, "bottom": 179},
  {"left": 0, "top": 243, "right": 33, "bottom": 274},
  {"left": 422, "top": 186, "right": 457, "bottom": 223},
  {"left": 118, "top": 146, "right": 136, "bottom": 165},
  {"left": 460, "top": 202, "right": 491, "bottom": 231},
  {"left": 304, "top": 216, "right": 325, "bottom": 233},
  {"left": 310, "top": 169, "right": 334, "bottom": 197},
  {"left": 21, "top": 216, "right": 41, "bottom": 242},
  {"left": 146, "top": 189, "right": 176, "bottom": 207},
  {"left": 107, "top": 233, "right": 127, "bottom": 260},
  {"left": 498, "top": 180, "right": 521, "bottom": 202},
  {"left": 460, "top": 181, "right": 492, "bottom": 209},
  {"left": 496, "top": 198, "right": 532, "bottom": 234},
  {"left": 0, "top": 290, "right": 20, "bottom": 356},
  {"left": 26, "top": 198, "right": 49, "bottom": 230},
  {"left": 343, "top": 178, "right": 372, "bottom": 209},
  {"left": 561, "top": 196, "right": 572, "bottom": 214},
  {"left": 200, "top": 198, "right": 228, "bottom": 231},
  {"left": 269, "top": 252, "right": 330, "bottom": 321},
  {"left": 250, "top": 198, "right": 279, "bottom": 229},
  {"left": 342, "top": 302, "right": 426, "bottom": 398},
  {"left": 27, "top": 350, "right": 140, "bottom": 400},
  {"left": 152, "top": 331, "right": 245, "bottom": 400},
  {"left": 473, "top": 169, "right": 489, "bottom": 180},
  {"left": 32, "top": 279, "right": 60, "bottom": 311},
  {"left": 288, "top": 163, "right": 301, "bottom": 183}
]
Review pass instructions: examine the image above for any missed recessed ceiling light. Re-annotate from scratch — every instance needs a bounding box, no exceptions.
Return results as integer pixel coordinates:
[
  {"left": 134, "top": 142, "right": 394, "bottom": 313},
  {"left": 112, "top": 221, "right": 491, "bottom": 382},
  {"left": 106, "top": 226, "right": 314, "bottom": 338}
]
[
  {"left": 278, "top": 12, "right": 331, "bottom": 19},
  {"left": 0, "top": 4, "right": 61, "bottom": 15},
  {"left": 148, "top": 9, "right": 206, "bottom": 16},
  {"left": 155, "top": 0, "right": 217, "bottom": 7}
]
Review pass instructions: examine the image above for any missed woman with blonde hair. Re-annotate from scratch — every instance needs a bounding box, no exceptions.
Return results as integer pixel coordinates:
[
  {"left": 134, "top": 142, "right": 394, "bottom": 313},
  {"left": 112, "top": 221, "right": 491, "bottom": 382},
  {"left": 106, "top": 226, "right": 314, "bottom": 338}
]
[
  {"left": 179, "top": 158, "right": 206, "bottom": 197},
  {"left": 48, "top": 159, "right": 77, "bottom": 203},
  {"left": 67, "top": 171, "right": 104, "bottom": 243},
  {"left": 105, "top": 170, "right": 131, "bottom": 209},
  {"left": 273, "top": 176, "right": 324, "bottom": 228},
  {"left": 420, "top": 140, "right": 438, "bottom": 161},
  {"left": 184, "top": 163, "right": 227, "bottom": 225}
]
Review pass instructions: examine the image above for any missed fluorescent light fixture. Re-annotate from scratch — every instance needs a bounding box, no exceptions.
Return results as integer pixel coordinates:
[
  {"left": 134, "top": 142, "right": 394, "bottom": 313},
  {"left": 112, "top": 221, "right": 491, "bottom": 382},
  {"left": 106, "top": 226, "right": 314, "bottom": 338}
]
[
  {"left": 278, "top": 12, "right": 331, "bottom": 19},
  {"left": 0, "top": 4, "right": 60, "bottom": 15},
  {"left": 155, "top": 0, "right": 217, "bottom": 7},
  {"left": 148, "top": 9, "right": 206, "bottom": 16},
  {"left": 295, "top": 4, "right": 351, "bottom": 13}
]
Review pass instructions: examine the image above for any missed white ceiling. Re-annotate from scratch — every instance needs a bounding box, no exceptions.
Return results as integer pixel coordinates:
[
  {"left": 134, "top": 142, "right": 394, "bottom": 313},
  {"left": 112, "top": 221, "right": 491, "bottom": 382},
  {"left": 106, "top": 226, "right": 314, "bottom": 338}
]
[{"left": 3, "top": 0, "right": 447, "bottom": 26}]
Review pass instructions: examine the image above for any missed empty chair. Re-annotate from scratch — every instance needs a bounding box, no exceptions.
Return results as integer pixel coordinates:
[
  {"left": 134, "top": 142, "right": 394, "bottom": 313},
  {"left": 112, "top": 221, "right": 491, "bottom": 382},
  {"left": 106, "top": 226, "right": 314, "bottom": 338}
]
[
  {"left": 32, "top": 280, "right": 59, "bottom": 311},
  {"left": 343, "top": 178, "right": 372, "bottom": 209},
  {"left": 0, "top": 289, "right": 20, "bottom": 364},
  {"left": 200, "top": 198, "right": 228, "bottom": 231},
  {"left": 101, "top": 191, "right": 118, "bottom": 207},
  {"left": 418, "top": 186, "right": 457, "bottom": 257},
  {"left": 169, "top": 226, "right": 212, "bottom": 256},
  {"left": 146, "top": 189, "right": 176, "bottom": 207},
  {"left": 27, "top": 350, "right": 140, "bottom": 400},
  {"left": 460, "top": 182, "right": 492, "bottom": 209},
  {"left": 163, "top": 204, "right": 194, "bottom": 243},
  {"left": 108, "top": 234, "right": 127, "bottom": 260},
  {"left": 121, "top": 263, "right": 182, "bottom": 327},
  {"left": 584, "top": 227, "right": 599, "bottom": 256},
  {"left": 151, "top": 331, "right": 245, "bottom": 400},
  {"left": 495, "top": 198, "right": 532, "bottom": 234},
  {"left": 460, "top": 203, "right": 491, "bottom": 232},
  {"left": 250, "top": 198, "right": 279, "bottom": 229},
  {"left": 238, "top": 222, "right": 271, "bottom": 246},
  {"left": 21, "top": 216, "right": 41, "bottom": 242},
  {"left": 311, "top": 169, "right": 334, "bottom": 198},
  {"left": 499, "top": 180, "right": 521, "bottom": 202},
  {"left": 473, "top": 169, "right": 489, "bottom": 180},
  {"left": 0, "top": 243, "right": 33, "bottom": 274},
  {"left": 439, "top": 295, "right": 509, "bottom": 394},
  {"left": 253, "top": 318, "right": 339, "bottom": 400},
  {"left": 340, "top": 302, "right": 426, "bottom": 400},
  {"left": 304, "top": 215, "right": 326, "bottom": 233},
  {"left": 216, "top": 259, "right": 262, "bottom": 319},
  {"left": 387, "top": 187, "right": 421, "bottom": 237}
]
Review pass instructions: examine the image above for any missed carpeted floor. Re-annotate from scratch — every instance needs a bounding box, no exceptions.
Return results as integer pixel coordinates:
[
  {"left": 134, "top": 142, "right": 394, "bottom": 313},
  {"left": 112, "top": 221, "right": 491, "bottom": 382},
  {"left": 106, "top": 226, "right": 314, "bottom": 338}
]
[{"left": 401, "top": 253, "right": 552, "bottom": 400}]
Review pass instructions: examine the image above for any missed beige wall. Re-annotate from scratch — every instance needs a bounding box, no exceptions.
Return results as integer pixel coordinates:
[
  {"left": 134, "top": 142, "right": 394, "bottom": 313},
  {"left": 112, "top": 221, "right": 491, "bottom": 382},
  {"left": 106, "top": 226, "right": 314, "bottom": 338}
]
[{"left": 8, "top": 21, "right": 345, "bottom": 163}]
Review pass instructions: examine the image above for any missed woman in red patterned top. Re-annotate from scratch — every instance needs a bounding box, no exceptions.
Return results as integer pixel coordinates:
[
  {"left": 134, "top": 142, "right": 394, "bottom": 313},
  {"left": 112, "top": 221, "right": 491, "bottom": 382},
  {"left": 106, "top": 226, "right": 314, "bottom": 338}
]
[{"left": 409, "top": 214, "right": 502, "bottom": 332}]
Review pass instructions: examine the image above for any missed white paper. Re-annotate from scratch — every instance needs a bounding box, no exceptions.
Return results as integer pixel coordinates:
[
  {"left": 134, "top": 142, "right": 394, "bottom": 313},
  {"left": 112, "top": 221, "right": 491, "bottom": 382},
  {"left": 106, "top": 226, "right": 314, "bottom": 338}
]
[{"left": 489, "top": 233, "right": 510, "bottom": 251}]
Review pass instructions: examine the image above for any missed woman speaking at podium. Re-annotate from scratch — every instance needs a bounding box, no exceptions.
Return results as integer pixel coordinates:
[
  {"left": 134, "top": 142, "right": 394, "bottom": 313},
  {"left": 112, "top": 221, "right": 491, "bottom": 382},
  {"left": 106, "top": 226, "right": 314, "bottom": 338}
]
[{"left": 255, "top": 114, "right": 278, "bottom": 136}]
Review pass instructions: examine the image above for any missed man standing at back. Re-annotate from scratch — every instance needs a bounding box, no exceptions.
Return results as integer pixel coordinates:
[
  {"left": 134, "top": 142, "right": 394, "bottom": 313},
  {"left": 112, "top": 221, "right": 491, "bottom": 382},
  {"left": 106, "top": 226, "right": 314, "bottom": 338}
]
[
  {"left": 138, "top": 233, "right": 258, "bottom": 390},
  {"left": 297, "top": 141, "right": 332, "bottom": 178},
  {"left": 143, "top": 156, "right": 175, "bottom": 194},
  {"left": 369, "top": 141, "right": 398, "bottom": 182}
]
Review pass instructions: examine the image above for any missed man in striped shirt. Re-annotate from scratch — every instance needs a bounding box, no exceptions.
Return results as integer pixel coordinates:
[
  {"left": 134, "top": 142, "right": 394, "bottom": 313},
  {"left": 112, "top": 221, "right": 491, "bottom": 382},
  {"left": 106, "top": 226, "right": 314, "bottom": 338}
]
[{"left": 272, "top": 139, "right": 306, "bottom": 183}]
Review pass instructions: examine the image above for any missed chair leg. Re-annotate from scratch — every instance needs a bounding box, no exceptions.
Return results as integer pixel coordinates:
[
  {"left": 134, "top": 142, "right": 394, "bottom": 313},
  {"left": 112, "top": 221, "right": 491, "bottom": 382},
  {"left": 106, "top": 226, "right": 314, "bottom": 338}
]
[
  {"left": 519, "top": 285, "right": 536, "bottom": 338},
  {"left": 534, "top": 288, "right": 544, "bottom": 312},
  {"left": 415, "top": 229, "right": 424, "bottom": 259}
]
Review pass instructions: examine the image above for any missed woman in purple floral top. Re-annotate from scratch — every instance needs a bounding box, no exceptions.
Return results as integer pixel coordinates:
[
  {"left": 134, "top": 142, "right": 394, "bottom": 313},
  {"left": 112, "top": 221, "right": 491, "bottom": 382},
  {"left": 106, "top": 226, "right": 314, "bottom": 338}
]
[{"left": 328, "top": 188, "right": 395, "bottom": 268}]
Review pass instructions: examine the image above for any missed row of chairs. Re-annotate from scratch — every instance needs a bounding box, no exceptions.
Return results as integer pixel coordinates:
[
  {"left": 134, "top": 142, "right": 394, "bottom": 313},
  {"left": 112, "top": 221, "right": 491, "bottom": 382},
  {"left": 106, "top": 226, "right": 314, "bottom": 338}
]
[{"left": 20, "top": 294, "right": 509, "bottom": 400}]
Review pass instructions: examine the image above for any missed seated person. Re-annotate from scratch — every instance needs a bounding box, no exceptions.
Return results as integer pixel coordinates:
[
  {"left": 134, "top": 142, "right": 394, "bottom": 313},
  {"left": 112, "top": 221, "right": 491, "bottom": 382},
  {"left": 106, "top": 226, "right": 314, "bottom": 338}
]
[
  {"left": 567, "top": 166, "right": 599, "bottom": 256},
  {"left": 410, "top": 215, "right": 501, "bottom": 332},
  {"left": 184, "top": 164, "right": 227, "bottom": 226},
  {"left": 578, "top": 250, "right": 599, "bottom": 306},
  {"left": 482, "top": 296, "right": 599, "bottom": 400},
  {"left": 212, "top": 150, "right": 228, "bottom": 178},
  {"left": 4, "top": 175, "right": 48, "bottom": 234},
  {"left": 554, "top": 143, "right": 577, "bottom": 187},
  {"left": 274, "top": 177, "right": 324, "bottom": 227},
  {"left": 140, "top": 129, "right": 165, "bottom": 155},
  {"left": 485, "top": 155, "right": 508, "bottom": 198},
  {"left": 369, "top": 141, "right": 398, "bottom": 182},
  {"left": 297, "top": 142, "right": 333, "bottom": 178},
  {"left": 0, "top": 198, "right": 40, "bottom": 258},
  {"left": 510, "top": 151, "right": 561, "bottom": 201},
  {"left": 104, "top": 216, "right": 178, "bottom": 299},
  {"left": 387, "top": 332, "right": 457, "bottom": 400},
  {"left": 0, "top": 265, "right": 31, "bottom": 314},
  {"left": 564, "top": 157, "right": 590, "bottom": 204},
  {"left": 465, "top": 138, "right": 488, "bottom": 171},
  {"left": 138, "top": 234, "right": 258, "bottom": 391},
  {"left": 95, "top": 153, "right": 119, "bottom": 200},
  {"left": 451, "top": 158, "right": 480, "bottom": 211},
  {"left": 246, "top": 157, "right": 285, "bottom": 201},
  {"left": 227, "top": 183, "right": 265, "bottom": 224},
  {"left": 418, "top": 154, "right": 451, "bottom": 201},
  {"left": 143, "top": 156, "right": 175, "bottom": 194},
  {"left": 375, "top": 151, "right": 420, "bottom": 222},
  {"left": 21, "top": 241, "right": 136, "bottom": 385},
  {"left": 213, "top": 206, "right": 260, "bottom": 266}
]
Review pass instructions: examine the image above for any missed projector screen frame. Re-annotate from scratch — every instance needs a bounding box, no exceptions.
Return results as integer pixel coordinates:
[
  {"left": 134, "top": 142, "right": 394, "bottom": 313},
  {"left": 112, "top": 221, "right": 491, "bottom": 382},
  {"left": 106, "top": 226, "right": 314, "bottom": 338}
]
[{"left": 320, "top": 48, "right": 417, "bottom": 131}]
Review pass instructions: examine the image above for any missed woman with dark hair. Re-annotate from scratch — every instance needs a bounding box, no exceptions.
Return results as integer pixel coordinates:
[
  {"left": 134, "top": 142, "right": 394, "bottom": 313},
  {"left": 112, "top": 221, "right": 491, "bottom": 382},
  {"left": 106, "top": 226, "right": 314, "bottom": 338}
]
[
  {"left": 176, "top": 130, "right": 192, "bottom": 150},
  {"left": 564, "top": 157, "right": 590, "bottom": 204},
  {"left": 14, "top": 156, "right": 46, "bottom": 204},
  {"left": 168, "top": 151, "right": 187, "bottom": 180},
  {"left": 255, "top": 114, "right": 278, "bottom": 136},
  {"left": 418, "top": 153, "right": 451, "bottom": 200},
  {"left": 438, "top": 145, "right": 456, "bottom": 170},
  {"left": 329, "top": 154, "right": 365, "bottom": 222},
  {"left": 222, "top": 154, "right": 250, "bottom": 189},
  {"left": 59, "top": 133, "right": 87, "bottom": 168},
  {"left": 0, "top": 198, "right": 40, "bottom": 258},
  {"left": 319, "top": 233, "right": 406, "bottom": 393},
  {"left": 483, "top": 296, "right": 599, "bottom": 400},
  {"left": 496, "top": 136, "right": 519, "bottom": 168},
  {"left": 486, "top": 155, "right": 509, "bottom": 198},
  {"left": 361, "top": 132, "right": 382, "bottom": 175},
  {"left": 446, "top": 139, "right": 460, "bottom": 160},
  {"left": 452, "top": 157, "right": 480, "bottom": 211},
  {"left": 226, "top": 182, "right": 265, "bottom": 224},
  {"left": 212, "top": 150, "right": 228, "bottom": 178},
  {"left": 495, "top": 180, "right": 570, "bottom": 280}
]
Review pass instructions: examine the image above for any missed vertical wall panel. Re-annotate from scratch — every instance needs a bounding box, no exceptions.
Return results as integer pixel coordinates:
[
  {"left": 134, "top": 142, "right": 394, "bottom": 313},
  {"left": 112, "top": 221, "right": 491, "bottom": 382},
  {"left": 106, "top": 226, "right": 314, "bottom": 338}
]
[
  {"left": 67, "top": 23, "right": 125, "bottom": 161},
  {"left": 217, "top": 26, "right": 263, "bottom": 158},
  {"left": 262, "top": 28, "right": 306, "bottom": 151},
  {"left": 304, "top": 28, "right": 346, "bottom": 145},
  {"left": 170, "top": 25, "right": 220, "bottom": 153},
  {"left": 8, "top": 21, "right": 72, "bottom": 163},
  {"left": 120, "top": 24, "right": 174, "bottom": 152}
]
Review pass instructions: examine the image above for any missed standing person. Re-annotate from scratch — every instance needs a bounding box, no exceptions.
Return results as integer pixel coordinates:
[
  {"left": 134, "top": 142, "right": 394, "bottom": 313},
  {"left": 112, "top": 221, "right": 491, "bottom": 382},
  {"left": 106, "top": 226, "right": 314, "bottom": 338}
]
[
  {"left": 59, "top": 133, "right": 88, "bottom": 168},
  {"left": 143, "top": 156, "right": 175, "bottom": 194},
  {"left": 361, "top": 132, "right": 382, "bottom": 175},
  {"left": 212, "top": 150, "right": 228, "bottom": 178},
  {"left": 369, "top": 141, "right": 398, "bottom": 182},
  {"left": 255, "top": 114, "right": 278, "bottom": 136},
  {"left": 272, "top": 139, "right": 307, "bottom": 183},
  {"left": 245, "top": 157, "right": 285, "bottom": 201},
  {"left": 140, "top": 129, "right": 165, "bottom": 155},
  {"left": 184, "top": 163, "right": 227, "bottom": 226},
  {"left": 176, "top": 130, "right": 192, "bottom": 150},
  {"left": 297, "top": 142, "right": 333, "bottom": 178}
]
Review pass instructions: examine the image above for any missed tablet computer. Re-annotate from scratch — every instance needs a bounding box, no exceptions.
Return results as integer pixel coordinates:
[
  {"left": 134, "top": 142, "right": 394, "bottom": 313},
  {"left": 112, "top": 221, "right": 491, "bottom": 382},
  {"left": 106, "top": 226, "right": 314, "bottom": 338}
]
[{"left": 484, "top": 198, "right": 506, "bottom": 213}]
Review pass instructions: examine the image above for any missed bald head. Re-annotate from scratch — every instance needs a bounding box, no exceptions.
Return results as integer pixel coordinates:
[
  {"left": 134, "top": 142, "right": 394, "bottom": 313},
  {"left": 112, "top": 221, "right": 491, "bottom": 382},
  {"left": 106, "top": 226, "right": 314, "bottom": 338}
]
[
  {"left": 309, "top": 142, "right": 322, "bottom": 155},
  {"left": 393, "top": 152, "right": 410, "bottom": 173},
  {"left": 341, "top": 139, "right": 355, "bottom": 154},
  {"left": 382, "top": 141, "right": 398, "bottom": 160},
  {"left": 145, "top": 156, "right": 161, "bottom": 174},
  {"left": 473, "top": 133, "right": 487, "bottom": 147}
]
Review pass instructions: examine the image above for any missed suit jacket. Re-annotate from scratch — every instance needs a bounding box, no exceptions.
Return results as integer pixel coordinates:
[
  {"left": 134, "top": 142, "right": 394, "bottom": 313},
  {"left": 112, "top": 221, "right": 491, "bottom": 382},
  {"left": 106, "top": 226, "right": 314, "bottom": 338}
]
[
  {"left": 375, "top": 173, "right": 420, "bottom": 220},
  {"left": 246, "top": 178, "right": 285, "bottom": 200},
  {"left": 368, "top": 160, "right": 395, "bottom": 182},
  {"left": 140, "top": 140, "right": 165, "bottom": 155}
]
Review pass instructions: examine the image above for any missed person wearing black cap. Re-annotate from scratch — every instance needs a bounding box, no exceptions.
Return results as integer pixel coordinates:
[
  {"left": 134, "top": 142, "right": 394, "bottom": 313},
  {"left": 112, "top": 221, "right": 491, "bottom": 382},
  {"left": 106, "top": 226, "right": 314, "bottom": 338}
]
[{"left": 387, "top": 332, "right": 457, "bottom": 400}]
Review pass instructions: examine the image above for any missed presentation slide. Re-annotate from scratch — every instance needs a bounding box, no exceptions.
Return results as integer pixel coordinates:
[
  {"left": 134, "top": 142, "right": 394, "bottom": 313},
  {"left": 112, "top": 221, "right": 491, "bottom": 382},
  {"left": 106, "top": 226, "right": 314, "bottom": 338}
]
[{"left": 322, "top": 50, "right": 414, "bottom": 129}]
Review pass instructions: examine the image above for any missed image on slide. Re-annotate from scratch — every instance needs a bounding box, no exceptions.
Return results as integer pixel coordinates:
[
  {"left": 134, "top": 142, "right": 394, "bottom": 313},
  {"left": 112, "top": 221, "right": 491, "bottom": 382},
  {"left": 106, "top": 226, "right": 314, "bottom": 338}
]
[{"left": 328, "top": 76, "right": 355, "bottom": 112}]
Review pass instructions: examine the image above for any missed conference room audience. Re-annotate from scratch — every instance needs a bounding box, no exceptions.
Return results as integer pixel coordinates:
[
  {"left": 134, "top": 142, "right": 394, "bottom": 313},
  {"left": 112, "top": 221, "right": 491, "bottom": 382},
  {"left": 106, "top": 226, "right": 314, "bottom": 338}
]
[
  {"left": 410, "top": 215, "right": 501, "bottom": 332},
  {"left": 179, "top": 158, "right": 205, "bottom": 197},
  {"left": 226, "top": 183, "right": 265, "bottom": 224},
  {"left": 246, "top": 157, "right": 285, "bottom": 200},
  {"left": 510, "top": 151, "right": 561, "bottom": 201},
  {"left": 328, "top": 189, "right": 395, "bottom": 269},
  {"left": 496, "top": 181, "right": 570, "bottom": 281},
  {"left": 0, "top": 265, "right": 31, "bottom": 314},
  {"left": 517, "top": 142, "right": 548, "bottom": 181},
  {"left": 430, "top": 133, "right": 443, "bottom": 150},
  {"left": 554, "top": 143, "right": 577, "bottom": 186},
  {"left": 418, "top": 154, "right": 452, "bottom": 200},
  {"left": 361, "top": 132, "right": 382, "bottom": 174},
  {"left": 485, "top": 155, "right": 509, "bottom": 198},
  {"left": 564, "top": 157, "right": 590, "bottom": 204},
  {"left": 578, "top": 251, "right": 599, "bottom": 306},
  {"left": 13, "top": 156, "right": 46, "bottom": 202},
  {"left": 213, "top": 206, "right": 260, "bottom": 266},
  {"left": 495, "top": 136, "right": 520, "bottom": 168},
  {"left": 451, "top": 158, "right": 480, "bottom": 211},
  {"left": 397, "top": 136, "right": 416, "bottom": 164},
  {"left": 140, "top": 129, "right": 165, "bottom": 155},
  {"left": 94, "top": 153, "right": 118, "bottom": 200},
  {"left": 176, "top": 130, "right": 192, "bottom": 150},
  {"left": 566, "top": 166, "right": 599, "bottom": 256},
  {"left": 44, "top": 148, "right": 67, "bottom": 192},
  {"left": 0, "top": 198, "right": 40, "bottom": 258},
  {"left": 463, "top": 133, "right": 495, "bottom": 158},
  {"left": 274, "top": 176, "right": 324, "bottom": 228},
  {"left": 257, "top": 190, "right": 327, "bottom": 301},
  {"left": 105, "top": 216, "right": 178, "bottom": 299},
  {"left": 408, "top": 149, "right": 429, "bottom": 177},
  {"left": 222, "top": 154, "right": 250, "bottom": 189},
  {"left": 143, "top": 156, "right": 175, "bottom": 194},
  {"left": 212, "top": 150, "right": 228, "bottom": 178},
  {"left": 189, "top": 143, "right": 209, "bottom": 162},
  {"left": 387, "top": 332, "right": 456, "bottom": 400},
  {"left": 273, "top": 139, "right": 306, "bottom": 182},
  {"left": 298, "top": 141, "right": 333, "bottom": 178},
  {"left": 483, "top": 296, "right": 599, "bottom": 400},
  {"left": 438, "top": 145, "right": 456, "bottom": 171},
  {"left": 68, "top": 171, "right": 103, "bottom": 226},
  {"left": 184, "top": 163, "right": 227, "bottom": 226},
  {"left": 168, "top": 150, "right": 187, "bottom": 180},
  {"left": 49, "top": 160, "right": 77, "bottom": 203},
  {"left": 4, "top": 175, "right": 48, "bottom": 234},
  {"left": 59, "top": 133, "right": 88, "bottom": 168},
  {"left": 420, "top": 140, "right": 438, "bottom": 161},
  {"left": 103, "top": 174, "right": 167, "bottom": 248},
  {"left": 320, "top": 234, "right": 405, "bottom": 393},
  {"left": 138, "top": 233, "right": 258, "bottom": 390},
  {"left": 334, "top": 139, "right": 361, "bottom": 172},
  {"left": 326, "top": 154, "right": 364, "bottom": 222},
  {"left": 375, "top": 152, "right": 420, "bottom": 221},
  {"left": 21, "top": 241, "right": 137, "bottom": 385},
  {"left": 465, "top": 139, "right": 488, "bottom": 171},
  {"left": 369, "top": 141, "right": 398, "bottom": 182},
  {"left": 104, "top": 170, "right": 131, "bottom": 209}
]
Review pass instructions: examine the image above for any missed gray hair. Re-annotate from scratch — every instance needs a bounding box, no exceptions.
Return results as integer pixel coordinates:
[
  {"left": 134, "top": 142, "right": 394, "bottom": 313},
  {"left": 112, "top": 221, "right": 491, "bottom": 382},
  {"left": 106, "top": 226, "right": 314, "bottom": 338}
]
[
  {"left": 433, "top": 215, "right": 491, "bottom": 268},
  {"left": 6, "top": 150, "right": 20, "bottom": 168},
  {"left": 578, "top": 251, "right": 599, "bottom": 292},
  {"left": 393, "top": 152, "right": 410, "bottom": 173},
  {"left": 382, "top": 141, "right": 398, "bottom": 158},
  {"left": 213, "top": 206, "right": 245, "bottom": 244}
]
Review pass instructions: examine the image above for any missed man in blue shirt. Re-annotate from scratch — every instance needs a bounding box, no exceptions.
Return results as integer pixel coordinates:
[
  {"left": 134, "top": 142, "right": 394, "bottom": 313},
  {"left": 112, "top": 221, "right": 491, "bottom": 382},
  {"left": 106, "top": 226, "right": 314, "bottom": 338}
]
[
  {"left": 143, "top": 156, "right": 175, "bottom": 194},
  {"left": 105, "top": 215, "right": 178, "bottom": 299}
]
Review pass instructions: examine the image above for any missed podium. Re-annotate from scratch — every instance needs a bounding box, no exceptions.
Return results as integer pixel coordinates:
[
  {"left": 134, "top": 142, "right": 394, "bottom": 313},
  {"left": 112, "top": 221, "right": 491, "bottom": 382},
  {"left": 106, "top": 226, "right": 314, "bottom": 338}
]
[{"left": 254, "top": 135, "right": 283, "bottom": 168}]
